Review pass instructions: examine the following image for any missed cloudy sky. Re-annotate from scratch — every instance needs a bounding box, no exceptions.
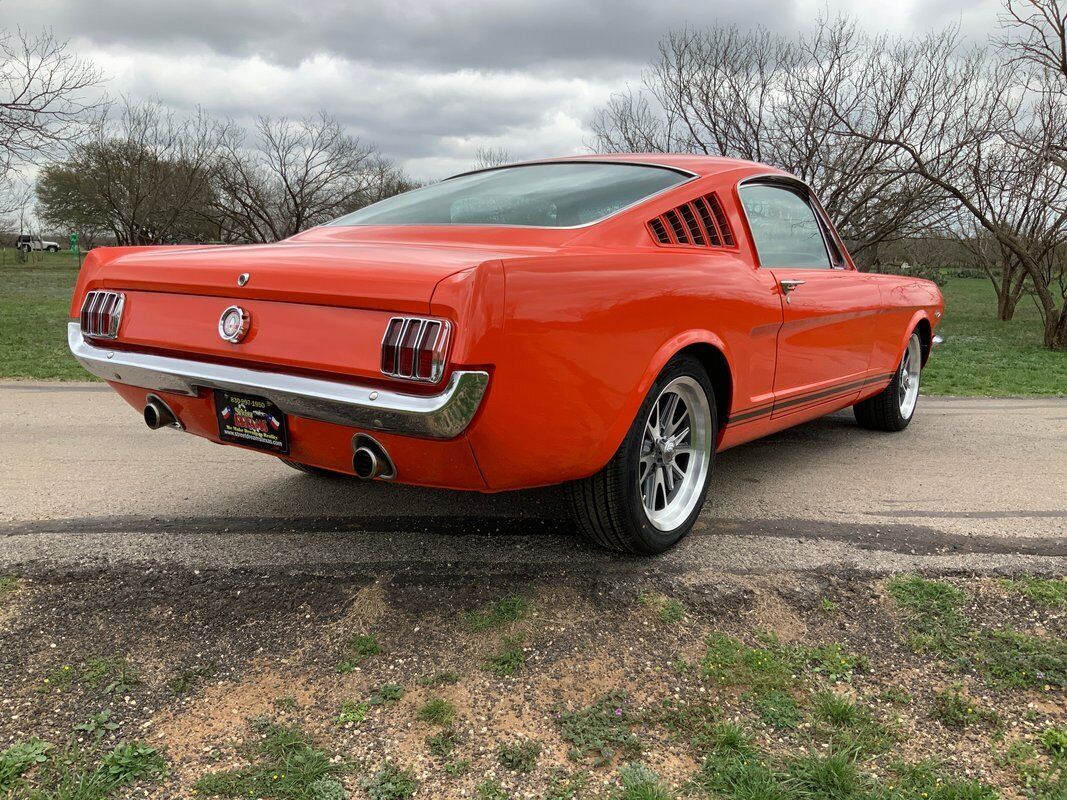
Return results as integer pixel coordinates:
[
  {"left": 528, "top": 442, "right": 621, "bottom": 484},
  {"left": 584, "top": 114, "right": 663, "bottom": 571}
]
[{"left": 7, "top": 0, "right": 1003, "bottom": 180}]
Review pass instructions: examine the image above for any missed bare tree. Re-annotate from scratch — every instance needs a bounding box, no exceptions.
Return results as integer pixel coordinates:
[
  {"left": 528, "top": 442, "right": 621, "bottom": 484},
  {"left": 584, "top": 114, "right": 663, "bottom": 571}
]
[
  {"left": 820, "top": 21, "right": 1067, "bottom": 348},
  {"left": 37, "top": 99, "right": 223, "bottom": 244},
  {"left": 473, "top": 146, "right": 512, "bottom": 170},
  {"left": 0, "top": 173, "right": 35, "bottom": 238},
  {"left": 212, "top": 112, "right": 410, "bottom": 242},
  {"left": 591, "top": 18, "right": 949, "bottom": 266},
  {"left": 0, "top": 25, "right": 103, "bottom": 196},
  {"left": 999, "top": 0, "right": 1067, "bottom": 80}
]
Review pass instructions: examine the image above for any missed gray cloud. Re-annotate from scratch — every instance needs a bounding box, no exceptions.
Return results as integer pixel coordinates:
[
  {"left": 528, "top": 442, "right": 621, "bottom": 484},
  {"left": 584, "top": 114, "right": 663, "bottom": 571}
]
[
  {"left": 4, "top": 0, "right": 999, "bottom": 180},
  {"left": 15, "top": 0, "right": 798, "bottom": 73}
]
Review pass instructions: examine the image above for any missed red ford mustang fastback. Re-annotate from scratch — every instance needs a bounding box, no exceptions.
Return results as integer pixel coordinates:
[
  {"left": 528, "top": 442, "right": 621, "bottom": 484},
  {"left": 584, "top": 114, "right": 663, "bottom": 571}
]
[{"left": 69, "top": 155, "right": 944, "bottom": 553}]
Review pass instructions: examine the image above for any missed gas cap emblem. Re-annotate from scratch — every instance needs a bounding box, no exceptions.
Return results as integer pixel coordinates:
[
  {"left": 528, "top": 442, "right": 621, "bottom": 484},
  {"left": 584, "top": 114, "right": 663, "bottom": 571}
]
[{"left": 218, "top": 306, "right": 250, "bottom": 343}]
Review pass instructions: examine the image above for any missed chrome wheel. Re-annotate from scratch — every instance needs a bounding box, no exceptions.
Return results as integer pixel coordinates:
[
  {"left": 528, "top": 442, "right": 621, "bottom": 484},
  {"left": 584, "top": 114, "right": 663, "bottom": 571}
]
[
  {"left": 898, "top": 334, "right": 921, "bottom": 420},
  {"left": 638, "top": 376, "right": 713, "bottom": 532}
]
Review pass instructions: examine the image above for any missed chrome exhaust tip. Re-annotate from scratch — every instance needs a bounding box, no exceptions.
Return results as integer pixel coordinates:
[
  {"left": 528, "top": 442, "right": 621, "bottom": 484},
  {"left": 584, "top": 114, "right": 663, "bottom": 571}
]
[
  {"left": 144, "top": 395, "right": 179, "bottom": 430},
  {"left": 353, "top": 447, "right": 381, "bottom": 479},
  {"left": 351, "top": 435, "right": 395, "bottom": 480}
]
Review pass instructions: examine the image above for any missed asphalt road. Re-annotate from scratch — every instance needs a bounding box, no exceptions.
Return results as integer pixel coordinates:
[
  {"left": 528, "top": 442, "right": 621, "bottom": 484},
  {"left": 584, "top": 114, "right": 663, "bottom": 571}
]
[{"left": 1, "top": 383, "right": 1064, "bottom": 581}]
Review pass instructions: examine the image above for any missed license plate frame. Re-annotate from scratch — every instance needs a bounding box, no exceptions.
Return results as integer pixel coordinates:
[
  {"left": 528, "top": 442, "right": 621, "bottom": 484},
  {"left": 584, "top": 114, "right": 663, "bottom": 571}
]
[{"left": 213, "top": 390, "right": 290, "bottom": 454}]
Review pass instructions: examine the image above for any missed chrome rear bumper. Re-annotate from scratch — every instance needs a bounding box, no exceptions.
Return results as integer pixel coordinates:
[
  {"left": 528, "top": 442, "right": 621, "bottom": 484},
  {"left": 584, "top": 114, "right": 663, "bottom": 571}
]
[{"left": 67, "top": 322, "right": 488, "bottom": 439}]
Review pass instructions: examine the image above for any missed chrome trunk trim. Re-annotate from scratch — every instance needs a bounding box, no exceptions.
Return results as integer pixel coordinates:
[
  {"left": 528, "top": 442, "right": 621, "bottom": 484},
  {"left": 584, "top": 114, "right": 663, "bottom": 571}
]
[{"left": 67, "top": 322, "right": 488, "bottom": 439}]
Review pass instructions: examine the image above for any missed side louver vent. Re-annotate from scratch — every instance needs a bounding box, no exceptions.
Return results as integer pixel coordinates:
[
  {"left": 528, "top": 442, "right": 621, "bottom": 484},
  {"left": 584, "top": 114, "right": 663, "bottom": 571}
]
[{"left": 647, "top": 193, "right": 735, "bottom": 248}]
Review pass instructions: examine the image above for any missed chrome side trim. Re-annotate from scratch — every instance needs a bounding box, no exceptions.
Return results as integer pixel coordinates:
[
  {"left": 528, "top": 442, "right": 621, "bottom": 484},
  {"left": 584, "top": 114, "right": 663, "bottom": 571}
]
[
  {"left": 446, "top": 158, "right": 700, "bottom": 181},
  {"left": 67, "top": 322, "right": 489, "bottom": 439}
]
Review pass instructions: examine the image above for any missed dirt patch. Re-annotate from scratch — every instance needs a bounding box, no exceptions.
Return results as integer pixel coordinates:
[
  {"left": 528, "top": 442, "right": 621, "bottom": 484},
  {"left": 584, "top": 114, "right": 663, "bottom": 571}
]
[
  {"left": 154, "top": 668, "right": 317, "bottom": 763},
  {"left": 740, "top": 577, "right": 809, "bottom": 641},
  {"left": 0, "top": 566, "right": 1062, "bottom": 799}
]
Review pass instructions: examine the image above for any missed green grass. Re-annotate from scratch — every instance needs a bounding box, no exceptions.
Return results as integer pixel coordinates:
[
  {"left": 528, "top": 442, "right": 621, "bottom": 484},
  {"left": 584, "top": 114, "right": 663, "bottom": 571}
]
[
  {"left": 994, "top": 737, "right": 1066, "bottom": 800},
  {"left": 484, "top": 637, "right": 526, "bottom": 677},
  {"left": 1001, "top": 577, "right": 1067, "bottom": 608},
  {"left": 638, "top": 593, "right": 687, "bottom": 623},
  {"left": 195, "top": 720, "right": 347, "bottom": 799},
  {"left": 813, "top": 692, "right": 861, "bottom": 727},
  {"left": 418, "top": 670, "right": 460, "bottom": 687},
  {"left": 2, "top": 738, "right": 165, "bottom": 799},
  {"left": 0, "top": 739, "right": 51, "bottom": 793},
  {"left": 612, "top": 763, "right": 675, "bottom": 800},
  {"left": 886, "top": 576, "right": 970, "bottom": 655},
  {"left": 442, "top": 758, "right": 471, "bottom": 777},
  {"left": 497, "top": 739, "right": 541, "bottom": 773},
  {"left": 812, "top": 693, "right": 896, "bottom": 756},
  {"left": 932, "top": 686, "right": 999, "bottom": 729},
  {"left": 168, "top": 663, "right": 217, "bottom": 696},
  {"left": 785, "top": 749, "right": 867, "bottom": 798},
  {"left": 0, "top": 248, "right": 86, "bottom": 380},
  {"left": 3, "top": 254, "right": 1061, "bottom": 397},
  {"left": 696, "top": 734, "right": 1001, "bottom": 800},
  {"left": 80, "top": 656, "right": 138, "bottom": 695},
  {"left": 556, "top": 690, "right": 642, "bottom": 766},
  {"left": 361, "top": 761, "right": 417, "bottom": 800},
  {"left": 417, "top": 697, "right": 456, "bottom": 726},
  {"left": 476, "top": 779, "right": 510, "bottom": 799},
  {"left": 336, "top": 700, "right": 370, "bottom": 725},
  {"left": 655, "top": 700, "right": 721, "bottom": 749},
  {"left": 887, "top": 576, "right": 1066, "bottom": 688},
  {"left": 337, "top": 634, "right": 381, "bottom": 673},
  {"left": 752, "top": 690, "right": 801, "bottom": 730},
  {"left": 922, "top": 278, "right": 1067, "bottom": 395},
  {"left": 426, "top": 728, "right": 464, "bottom": 759},
  {"left": 465, "top": 595, "right": 531, "bottom": 631},
  {"left": 0, "top": 574, "right": 17, "bottom": 601},
  {"left": 702, "top": 633, "right": 866, "bottom": 691},
  {"left": 545, "top": 770, "right": 588, "bottom": 799}
]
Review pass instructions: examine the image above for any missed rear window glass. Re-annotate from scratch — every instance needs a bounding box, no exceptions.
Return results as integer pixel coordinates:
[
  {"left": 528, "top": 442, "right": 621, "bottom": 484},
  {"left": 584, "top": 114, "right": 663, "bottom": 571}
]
[{"left": 329, "top": 162, "right": 691, "bottom": 228}]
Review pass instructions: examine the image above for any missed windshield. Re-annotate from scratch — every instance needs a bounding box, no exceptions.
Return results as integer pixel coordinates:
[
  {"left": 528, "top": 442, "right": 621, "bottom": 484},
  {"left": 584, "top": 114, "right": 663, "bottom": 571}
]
[{"left": 328, "top": 162, "right": 691, "bottom": 228}]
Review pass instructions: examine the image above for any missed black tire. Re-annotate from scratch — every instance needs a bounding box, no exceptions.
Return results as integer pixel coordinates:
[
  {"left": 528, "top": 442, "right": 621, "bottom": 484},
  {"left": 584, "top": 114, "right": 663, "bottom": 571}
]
[
  {"left": 854, "top": 331, "right": 922, "bottom": 432},
  {"left": 279, "top": 458, "right": 349, "bottom": 478},
  {"left": 569, "top": 354, "right": 717, "bottom": 555},
  {"left": 46, "top": 245, "right": 58, "bottom": 252}
]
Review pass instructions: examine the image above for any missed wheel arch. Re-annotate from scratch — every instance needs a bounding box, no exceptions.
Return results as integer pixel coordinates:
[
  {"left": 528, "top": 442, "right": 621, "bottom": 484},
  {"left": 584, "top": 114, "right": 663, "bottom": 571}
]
[
  {"left": 897, "top": 312, "right": 933, "bottom": 367},
  {"left": 640, "top": 331, "right": 734, "bottom": 438},
  {"left": 914, "top": 316, "right": 932, "bottom": 366},
  {"left": 676, "top": 342, "right": 732, "bottom": 436}
]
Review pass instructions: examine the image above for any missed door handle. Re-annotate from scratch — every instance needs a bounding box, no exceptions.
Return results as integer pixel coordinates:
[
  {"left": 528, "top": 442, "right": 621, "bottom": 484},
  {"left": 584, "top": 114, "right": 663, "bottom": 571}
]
[{"left": 779, "top": 279, "right": 805, "bottom": 303}]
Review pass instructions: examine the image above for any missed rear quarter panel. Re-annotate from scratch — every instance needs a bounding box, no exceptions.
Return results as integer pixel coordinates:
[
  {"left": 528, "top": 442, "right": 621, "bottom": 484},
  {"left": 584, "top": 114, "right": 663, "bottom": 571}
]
[{"left": 461, "top": 250, "right": 781, "bottom": 491}]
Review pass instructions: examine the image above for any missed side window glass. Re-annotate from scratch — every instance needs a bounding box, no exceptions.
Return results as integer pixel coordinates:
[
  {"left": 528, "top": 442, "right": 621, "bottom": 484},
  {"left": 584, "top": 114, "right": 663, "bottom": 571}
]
[{"left": 738, "top": 184, "right": 831, "bottom": 269}]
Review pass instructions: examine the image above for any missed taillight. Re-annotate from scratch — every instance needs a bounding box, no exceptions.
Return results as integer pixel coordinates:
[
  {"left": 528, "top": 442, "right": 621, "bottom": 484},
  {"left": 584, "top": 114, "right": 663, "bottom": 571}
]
[
  {"left": 79, "top": 291, "right": 125, "bottom": 339},
  {"left": 380, "top": 317, "right": 450, "bottom": 383}
]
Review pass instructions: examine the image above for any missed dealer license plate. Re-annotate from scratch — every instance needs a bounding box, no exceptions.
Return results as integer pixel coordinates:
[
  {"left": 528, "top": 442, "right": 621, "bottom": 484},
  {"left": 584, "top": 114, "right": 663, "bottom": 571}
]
[{"left": 214, "top": 390, "right": 289, "bottom": 454}]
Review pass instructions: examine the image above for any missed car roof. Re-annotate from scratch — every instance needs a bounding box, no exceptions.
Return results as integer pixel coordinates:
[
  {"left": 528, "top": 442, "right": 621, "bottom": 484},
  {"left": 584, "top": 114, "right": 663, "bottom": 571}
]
[{"left": 452, "top": 153, "right": 789, "bottom": 180}]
